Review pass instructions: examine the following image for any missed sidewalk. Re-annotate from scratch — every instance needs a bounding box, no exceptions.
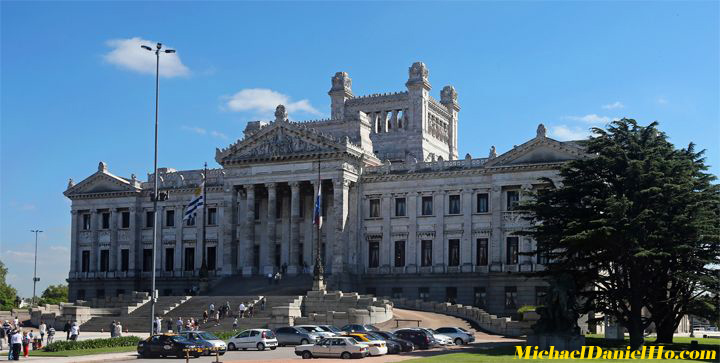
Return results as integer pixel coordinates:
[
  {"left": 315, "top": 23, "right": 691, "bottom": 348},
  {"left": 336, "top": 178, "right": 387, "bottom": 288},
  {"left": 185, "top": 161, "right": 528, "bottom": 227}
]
[{"left": 7, "top": 351, "right": 137, "bottom": 362}]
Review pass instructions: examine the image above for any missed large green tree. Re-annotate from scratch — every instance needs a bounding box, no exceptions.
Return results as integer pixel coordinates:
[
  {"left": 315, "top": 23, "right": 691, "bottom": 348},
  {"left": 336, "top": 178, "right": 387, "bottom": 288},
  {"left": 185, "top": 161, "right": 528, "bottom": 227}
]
[
  {"left": 522, "top": 119, "right": 720, "bottom": 349},
  {"left": 0, "top": 260, "right": 19, "bottom": 310},
  {"left": 39, "top": 284, "right": 68, "bottom": 306}
]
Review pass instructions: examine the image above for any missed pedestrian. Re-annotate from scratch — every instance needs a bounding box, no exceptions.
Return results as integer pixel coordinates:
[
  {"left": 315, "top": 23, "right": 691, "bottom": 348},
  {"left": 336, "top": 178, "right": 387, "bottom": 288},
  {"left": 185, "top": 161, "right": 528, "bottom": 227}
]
[
  {"left": 0, "top": 324, "right": 5, "bottom": 351},
  {"left": 114, "top": 322, "right": 122, "bottom": 338},
  {"left": 21, "top": 332, "right": 29, "bottom": 358},
  {"left": 203, "top": 310, "right": 208, "bottom": 324},
  {"left": 110, "top": 321, "right": 117, "bottom": 338},
  {"left": 303, "top": 261, "right": 308, "bottom": 274},
  {"left": 232, "top": 318, "right": 238, "bottom": 330},
  {"left": 12, "top": 317, "right": 18, "bottom": 328},
  {"left": 247, "top": 303, "right": 254, "bottom": 318},
  {"left": 47, "top": 327, "right": 55, "bottom": 345},
  {"left": 238, "top": 302, "right": 246, "bottom": 318},
  {"left": 10, "top": 329, "right": 21, "bottom": 361},
  {"left": 273, "top": 272, "right": 279, "bottom": 285},
  {"left": 176, "top": 317, "right": 183, "bottom": 333},
  {"left": 69, "top": 322, "right": 79, "bottom": 341},
  {"left": 38, "top": 321, "right": 46, "bottom": 347},
  {"left": 260, "top": 298, "right": 266, "bottom": 311},
  {"left": 214, "top": 310, "right": 220, "bottom": 326},
  {"left": 63, "top": 321, "right": 71, "bottom": 340},
  {"left": 154, "top": 316, "right": 162, "bottom": 334},
  {"left": 209, "top": 303, "right": 215, "bottom": 317}
]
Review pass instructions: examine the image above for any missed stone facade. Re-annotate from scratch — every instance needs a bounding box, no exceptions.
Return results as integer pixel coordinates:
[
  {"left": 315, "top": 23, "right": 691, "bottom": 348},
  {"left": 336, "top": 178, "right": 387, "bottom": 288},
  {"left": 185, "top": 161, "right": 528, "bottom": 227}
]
[{"left": 64, "top": 62, "right": 586, "bottom": 317}]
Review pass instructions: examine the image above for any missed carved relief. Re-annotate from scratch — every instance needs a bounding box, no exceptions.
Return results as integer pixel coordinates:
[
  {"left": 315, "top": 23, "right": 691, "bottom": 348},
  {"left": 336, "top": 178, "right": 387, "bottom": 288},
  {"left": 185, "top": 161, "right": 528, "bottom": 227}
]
[
  {"left": 99, "top": 231, "right": 110, "bottom": 243},
  {"left": 238, "top": 128, "right": 329, "bottom": 158}
]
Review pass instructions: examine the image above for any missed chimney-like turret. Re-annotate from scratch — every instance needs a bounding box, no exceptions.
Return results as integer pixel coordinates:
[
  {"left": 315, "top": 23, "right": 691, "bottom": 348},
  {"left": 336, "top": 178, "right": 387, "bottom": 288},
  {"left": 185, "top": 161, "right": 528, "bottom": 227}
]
[{"left": 328, "top": 72, "right": 353, "bottom": 120}]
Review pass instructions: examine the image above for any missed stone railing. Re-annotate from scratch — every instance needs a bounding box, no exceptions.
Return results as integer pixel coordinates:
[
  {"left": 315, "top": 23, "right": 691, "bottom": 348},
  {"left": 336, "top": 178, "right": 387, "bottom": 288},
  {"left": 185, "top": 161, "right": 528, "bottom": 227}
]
[
  {"left": 365, "top": 157, "right": 489, "bottom": 176},
  {"left": 289, "top": 290, "right": 393, "bottom": 329},
  {"left": 391, "top": 298, "right": 533, "bottom": 337}
]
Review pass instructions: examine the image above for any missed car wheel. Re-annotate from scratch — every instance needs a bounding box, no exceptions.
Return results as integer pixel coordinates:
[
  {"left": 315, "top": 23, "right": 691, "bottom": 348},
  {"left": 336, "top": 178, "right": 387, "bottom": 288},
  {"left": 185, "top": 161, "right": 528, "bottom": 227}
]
[
  {"left": 341, "top": 351, "right": 351, "bottom": 359},
  {"left": 193, "top": 353, "right": 201, "bottom": 358},
  {"left": 242, "top": 348, "right": 247, "bottom": 351},
  {"left": 257, "top": 342, "right": 265, "bottom": 351},
  {"left": 302, "top": 350, "right": 313, "bottom": 359},
  {"left": 300, "top": 339, "right": 309, "bottom": 345},
  {"left": 228, "top": 343, "right": 236, "bottom": 351},
  {"left": 454, "top": 338, "right": 463, "bottom": 346}
]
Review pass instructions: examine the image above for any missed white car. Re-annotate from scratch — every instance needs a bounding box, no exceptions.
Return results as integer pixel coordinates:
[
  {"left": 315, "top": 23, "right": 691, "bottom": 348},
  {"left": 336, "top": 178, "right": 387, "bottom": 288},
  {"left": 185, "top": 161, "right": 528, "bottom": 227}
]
[
  {"left": 295, "top": 325, "right": 336, "bottom": 338},
  {"left": 435, "top": 327, "right": 475, "bottom": 345},
  {"left": 342, "top": 333, "right": 388, "bottom": 356},
  {"left": 227, "top": 329, "right": 278, "bottom": 351},
  {"left": 419, "top": 328, "right": 453, "bottom": 345},
  {"left": 295, "top": 336, "right": 369, "bottom": 359}
]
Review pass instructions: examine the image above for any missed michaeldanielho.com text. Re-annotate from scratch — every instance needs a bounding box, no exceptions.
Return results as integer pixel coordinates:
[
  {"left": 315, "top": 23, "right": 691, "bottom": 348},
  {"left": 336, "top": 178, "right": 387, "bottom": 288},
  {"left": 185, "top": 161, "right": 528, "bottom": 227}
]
[{"left": 516, "top": 346, "right": 716, "bottom": 360}]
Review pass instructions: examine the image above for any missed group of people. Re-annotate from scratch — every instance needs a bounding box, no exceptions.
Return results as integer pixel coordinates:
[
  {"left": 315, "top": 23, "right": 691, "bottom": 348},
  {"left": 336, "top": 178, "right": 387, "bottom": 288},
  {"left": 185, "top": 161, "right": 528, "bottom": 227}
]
[
  {"left": 2, "top": 318, "right": 66, "bottom": 360},
  {"left": 108, "top": 321, "right": 123, "bottom": 338},
  {"left": 267, "top": 271, "right": 284, "bottom": 285}
]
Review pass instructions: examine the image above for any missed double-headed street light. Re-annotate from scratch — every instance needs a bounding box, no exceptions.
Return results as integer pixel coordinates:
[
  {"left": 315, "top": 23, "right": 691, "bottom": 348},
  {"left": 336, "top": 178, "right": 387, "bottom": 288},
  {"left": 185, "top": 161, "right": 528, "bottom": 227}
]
[
  {"left": 31, "top": 230, "right": 43, "bottom": 307},
  {"left": 141, "top": 42, "right": 175, "bottom": 335}
]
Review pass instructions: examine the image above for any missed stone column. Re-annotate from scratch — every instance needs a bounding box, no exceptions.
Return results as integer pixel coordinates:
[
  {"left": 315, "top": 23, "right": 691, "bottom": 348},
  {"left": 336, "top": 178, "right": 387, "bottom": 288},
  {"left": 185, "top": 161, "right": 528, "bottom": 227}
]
[
  {"left": 433, "top": 191, "right": 445, "bottom": 273},
  {"left": 236, "top": 188, "right": 245, "bottom": 274},
  {"left": 70, "top": 210, "right": 78, "bottom": 275},
  {"left": 242, "top": 184, "right": 255, "bottom": 276},
  {"left": 380, "top": 193, "right": 391, "bottom": 271},
  {"left": 109, "top": 208, "right": 118, "bottom": 273},
  {"left": 461, "top": 188, "right": 473, "bottom": 271},
  {"left": 263, "top": 183, "right": 277, "bottom": 275},
  {"left": 129, "top": 207, "right": 137, "bottom": 275},
  {"left": 332, "top": 178, "right": 350, "bottom": 273},
  {"left": 288, "top": 181, "right": 301, "bottom": 275},
  {"left": 490, "top": 185, "right": 503, "bottom": 272},
  {"left": 407, "top": 194, "right": 418, "bottom": 273},
  {"left": 91, "top": 209, "right": 99, "bottom": 273},
  {"left": 174, "top": 204, "right": 182, "bottom": 275}
]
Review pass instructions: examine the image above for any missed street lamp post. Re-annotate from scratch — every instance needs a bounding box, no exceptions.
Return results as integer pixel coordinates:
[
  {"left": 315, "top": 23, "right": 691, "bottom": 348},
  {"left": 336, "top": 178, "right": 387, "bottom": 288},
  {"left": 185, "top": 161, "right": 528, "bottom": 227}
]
[
  {"left": 31, "top": 229, "right": 43, "bottom": 307},
  {"left": 141, "top": 42, "right": 175, "bottom": 335}
]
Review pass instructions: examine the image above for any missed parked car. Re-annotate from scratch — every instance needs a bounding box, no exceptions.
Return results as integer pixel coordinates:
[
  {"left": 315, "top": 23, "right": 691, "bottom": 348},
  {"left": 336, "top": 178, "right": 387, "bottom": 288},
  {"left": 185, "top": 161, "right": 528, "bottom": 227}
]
[
  {"left": 227, "top": 329, "right": 278, "bottom": 351},
  {"left": 393, "top": 329, "right": 436, "bottom": 350},
  {"left": 341, "top": 333, "right": 388, "bottom": 356},
  {"left": 295, "top": 336, "right": 369, "bottom": 359},
  {"left": 274, "top": 326, "right": 322, "bottom": 346},
  {"left": 419, "top": 328, "right": 453, "bottom": 345},
  {"left": 374, "top": 331, "right": 415, "bottom": 352},
  {"left": 137, "top": 334, "right": 202, "bottom": 358},
  {"left": 179, "top": 331, "right": 227, "bottom": 355},
  {"left": 363, "top": 331, "right": 403, "bottom": 354},
  {"left": 435, "top": 327, "right": 475, "bottom": 345},
  {"left": 316, "top": 325, "right": 344, "bottom": 335},
  {"left": 295, "top": 325, "right": 336, "bottom": 338},
  {"left": 340, "top": 324, "right": 380, "bottom": 333}
]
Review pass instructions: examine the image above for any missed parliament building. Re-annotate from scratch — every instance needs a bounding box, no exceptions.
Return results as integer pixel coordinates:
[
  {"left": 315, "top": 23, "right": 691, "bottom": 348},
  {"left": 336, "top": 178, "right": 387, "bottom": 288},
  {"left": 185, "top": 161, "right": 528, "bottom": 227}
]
[{"left": 64, "top": 62, "right": 587, "bottom": 316}]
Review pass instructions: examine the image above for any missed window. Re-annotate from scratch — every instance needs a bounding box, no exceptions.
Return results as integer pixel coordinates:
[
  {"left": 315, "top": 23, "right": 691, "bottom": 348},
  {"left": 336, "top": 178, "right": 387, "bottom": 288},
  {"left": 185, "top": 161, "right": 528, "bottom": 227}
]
[
  {"left": 421, "top": 240, "right": 433, "bottom": 267},
  {"left": 476, "top": 193, "right": 489, "bottom": 213},
  {"left": 146, "top": 211, "right": 154, "bottom": 228},
  {"left": 505, "top": 286, "right": 517, "bottom": 309},
  {"left": 506, "top": 190, "right": 519, "bottom": 210},
  {"left": 121, "top": 211, "right": 130, "bottom": 228},
  {"left": 369, "top": 199, "right": 380, "bottom": 218},
  {"left": 536, "top": 241, "right": 549, "bottom": 265},
  {"left": 184, "top": 247, "right": 195, "bottom": 271},
  {"left": 82, "top": 214, "right": 91, "bottom": 230},
  {"left": 368, "top": 241, "right": 380, "bottom": 268},
  {"left": 476, "top": 238, "right": 488, "bottom": 266},
  {"left": 207, "top": 208, "right": 217, "bottom": 225},
  {"left": 394, "top": 241, "right": 405, "bottom": 267},
  {"left": 419, "top": 287, "right": 430, "bottom": 301},
  {"left": 121, "top": 249, "right": 129, "bottom": 272},
  {"left": 322, "top": 193, "right": 328, "bottom": 218},
  {"left": 143, "top": 248, "right": 153, "bottom": 272},
  {"left": 448, "top": 239, "right": 460, "bottom": 266},
  {"left": 165, "top": 210, "right": 175, "bottom": 227},
  {"left": 421, "top": 196, "right": 433, "bottom": 216},
  {"left": 101, "top": 212, "right": 110, "bottom": 229},
  {"left": 165, "top": 248, "right": 174, "bottom": 272},
  {"left": 446, "top": 287, "right": 457, "bottom": 303},
  {"left": 391, "top": 288, "right": 403, "bottom": 299},
  {"left": 536, "top": 286, "right": 548, "bottom": 306},
  {"left": 77, "top": 289, "right": 86, "bottom": 301},
  {"left": 448, "top": 195, "right": 461, "bottom": 214},
  {"left": 207, "top": 246, "right": 216, "bottom": 270},
  {"left": 474, "top": 287, "right": 486, "bottom": 308},
  {"left": 99, "top": 250, "right": 109, "bottom": 272},
  {"left": 506, "top": 237, "right": 519, "bottom": 264},
  {"left": 81, "top": 251, "right": 90, "bottom": 272},
  {"left": 395, "top": 198, "right": 406, "bottom": 217}
]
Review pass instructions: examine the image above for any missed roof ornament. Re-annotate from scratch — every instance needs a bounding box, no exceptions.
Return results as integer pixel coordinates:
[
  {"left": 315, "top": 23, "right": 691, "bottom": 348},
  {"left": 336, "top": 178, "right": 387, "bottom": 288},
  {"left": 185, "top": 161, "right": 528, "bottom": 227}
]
[
  {"left": 98, "top": 161, "right": 108, "bottom": 172},
  {"left": 489, "top": 146, "right": 497, "bottom": 158},
  {"left": 67, "top": 178, "right": 75, "bottom": 189},
  {"left": 465, "top": 153, "right": 472, "bottom": 160},
  {"left": 537, "top": 123, "right": 547, "bottom": 138},
  {"left": 274, "top": 104, "right": 288, "bottom": 123},
  {"left": 131, "top": 174, "right": 137, "bottom": 183}
]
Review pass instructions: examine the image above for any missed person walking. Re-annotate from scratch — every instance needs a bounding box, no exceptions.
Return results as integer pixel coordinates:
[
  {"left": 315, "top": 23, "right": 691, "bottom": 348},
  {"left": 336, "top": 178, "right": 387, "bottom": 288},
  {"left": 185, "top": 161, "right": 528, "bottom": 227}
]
[
  {"left": 232, "top": 318, "right": 238, "bottom": 330},
  {"left": 21, "top": 332, "right": 29, "bottom": 358},
  {"left": 10, "top": 329, "right": 21, "bottom": 361},
  {"left": 12, "top": 317, "right": 18, "bottom": 329},
  {"left": 114, "top": 322, "right": 122, "bottom": 338},
  {"left": 69, "top": 322, "right": 79, "bottom": 341},
  {"left": 63, "top": 320, "right": 71, "bottom": 340},
  {"left": 154, "top": 316, "right": 162, "bottom": 334},
  {"left": 176, "top": 317, "right": 183, "bottom": 333},
  {"left": 209, "top": 303, "right": 215, "bottom": 318},
  {"left": 260, "top": 297, "right": 266, "bottom": 311},
  {"left": 38, "top": 321, "right": 46, "bottom": 348},
  {"left": 110, "top": 321, "right": 117, "bottom": 338},
  {"left": 47, "top": 326, "right": 55, "bottom": 345},
  {"left": 202, "top": 310, "right": 208, "bottom": 324},
  {"left": 238, "top": 302, "right": 246, "bottom": 318}
]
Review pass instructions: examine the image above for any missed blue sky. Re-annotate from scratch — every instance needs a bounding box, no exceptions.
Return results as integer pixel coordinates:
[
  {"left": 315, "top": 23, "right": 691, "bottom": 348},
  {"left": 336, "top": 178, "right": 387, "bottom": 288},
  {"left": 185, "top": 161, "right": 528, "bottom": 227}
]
[{"left": 1, "top": 1, "right": 718, "bottom": 297}]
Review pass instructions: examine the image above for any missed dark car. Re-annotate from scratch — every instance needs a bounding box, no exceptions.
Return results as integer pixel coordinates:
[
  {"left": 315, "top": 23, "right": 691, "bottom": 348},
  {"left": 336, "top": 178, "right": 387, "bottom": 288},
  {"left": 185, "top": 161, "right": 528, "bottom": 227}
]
[
  {"left": 137, "top": 334, "right": 203, "bottom": 358},
  {"left": 364, "top": 331, "right": 403, "bottom": 354},
  {"left": 274, "top": 326, "right": 322, "bottom": 346},
  {"left": 393, "top": 329, "right": 436, "bottom": 350},
  {"left": 340, "top": 324, "right": 379, "bottom": 333},
  {"left": 374, "top": 331, "right": 414, "bottom": 352}
]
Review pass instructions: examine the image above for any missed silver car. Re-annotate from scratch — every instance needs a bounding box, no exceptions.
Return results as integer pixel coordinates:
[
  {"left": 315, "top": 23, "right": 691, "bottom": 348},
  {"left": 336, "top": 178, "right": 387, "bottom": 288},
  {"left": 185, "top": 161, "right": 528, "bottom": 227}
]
[
  {"left": 274, "top": 326, "right": 321, "bottom": 346},
  {"left": 179, "top": 331, "right": 227, "bottom": 355}
]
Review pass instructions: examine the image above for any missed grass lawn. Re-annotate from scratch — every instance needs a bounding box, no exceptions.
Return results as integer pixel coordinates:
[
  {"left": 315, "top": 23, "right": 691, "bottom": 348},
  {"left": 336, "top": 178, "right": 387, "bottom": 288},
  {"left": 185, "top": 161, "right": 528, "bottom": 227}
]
[
  {"left": 584, "top": 334, "right": 720, "bottom": 346},
  {"left": 28, "top": 345, "right": 137, "bottom": 357}
]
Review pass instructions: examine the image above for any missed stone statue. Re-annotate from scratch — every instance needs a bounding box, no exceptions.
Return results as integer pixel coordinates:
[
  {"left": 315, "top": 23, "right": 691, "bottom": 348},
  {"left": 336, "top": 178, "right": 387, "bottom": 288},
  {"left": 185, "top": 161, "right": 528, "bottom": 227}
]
[
  {"left": 331, "top": 72, "right": 352, "bottom": 91},
  {"left": 98, "top": 161, "right": 108, "bottom": 172},
  {"left": 441, "top": 85, "right": 458, "bottom": 104},
  {"left": 489, "top": 146, "right": 497, "bottom": 158},
  {"left": 537, "top": 123, "right": 547, "bottom": 138},
  {"left": 532, "top": 274, "right": 581, "bottom": 335},
  {"left": 275, "top": 104, "right": 288, "bottom": 122},
  {"left": 407, "top": 62, "right": 429, "bottom": 84},
  {"left": 67, "top": 178, "right": 75, "bottom": 189}
]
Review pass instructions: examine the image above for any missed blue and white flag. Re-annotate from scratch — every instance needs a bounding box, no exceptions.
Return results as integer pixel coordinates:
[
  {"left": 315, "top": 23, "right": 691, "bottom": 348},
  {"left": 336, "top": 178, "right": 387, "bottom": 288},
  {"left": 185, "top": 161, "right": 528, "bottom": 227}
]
[
  {"left": 184, "top": 182, "right": 204, "bottom": 221},
  {"left": 313, "top": 185, "right": 322, "bottom": 228}
]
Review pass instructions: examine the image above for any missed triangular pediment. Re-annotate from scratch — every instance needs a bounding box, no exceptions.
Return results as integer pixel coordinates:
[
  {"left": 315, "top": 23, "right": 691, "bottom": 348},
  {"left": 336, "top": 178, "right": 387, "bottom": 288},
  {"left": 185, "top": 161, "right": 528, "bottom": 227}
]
[
  {"left": 64, "top": 170, "right": 140, "bottom": 197},
  {"left": 485, "top": 136, "right": 586, "bottom": 167}
]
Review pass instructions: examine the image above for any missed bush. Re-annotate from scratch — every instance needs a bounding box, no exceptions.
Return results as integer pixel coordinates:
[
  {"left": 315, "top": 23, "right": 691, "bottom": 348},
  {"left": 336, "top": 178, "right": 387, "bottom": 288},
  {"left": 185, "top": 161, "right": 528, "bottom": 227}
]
[{"left": 43, "top": 336, "right": 142, "bottom": 352}]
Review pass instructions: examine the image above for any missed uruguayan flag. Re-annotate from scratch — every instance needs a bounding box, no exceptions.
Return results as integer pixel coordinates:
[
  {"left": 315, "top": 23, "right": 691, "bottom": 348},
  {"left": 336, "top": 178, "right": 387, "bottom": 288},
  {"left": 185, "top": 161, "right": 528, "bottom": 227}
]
[
  {"left": 313, "top": 184, "right": 322, "bottom": 228},
  {"left": 184, "top": 182, "right": 204, "bottom": 221}
]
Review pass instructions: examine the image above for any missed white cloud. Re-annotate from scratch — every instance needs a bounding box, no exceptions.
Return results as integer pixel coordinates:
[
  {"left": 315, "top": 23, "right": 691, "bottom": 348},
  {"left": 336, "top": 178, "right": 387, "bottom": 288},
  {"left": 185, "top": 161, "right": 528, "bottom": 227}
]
[
  {"left": 49, "top": 246, "right": 69, "bottom": 253},
  {"left": 181, "top": 126, "right": 227, "bottom": 140},
  {"left": 564, "top": 114, "right": 615, "bottom": 125},
  {"left": 210, "top": 130, "right": 228, "bottom": 140},
  {"left": 103, "top": 37, "right": 189, "bottom": 78},
  {"left": 225, "top": 89, "right": 321, "bottom": 117},
  {"left": 657, "top": 96, "right": 668, "bottom": 105},
  {"left": 4, "top": 250, "right": 34, "bottom": 261},
  {"left": 549, "top": 125, "right": 592, "bottom": 141},
  {"left": 602, "top": 101, "right": 624, "bottom": 110}
]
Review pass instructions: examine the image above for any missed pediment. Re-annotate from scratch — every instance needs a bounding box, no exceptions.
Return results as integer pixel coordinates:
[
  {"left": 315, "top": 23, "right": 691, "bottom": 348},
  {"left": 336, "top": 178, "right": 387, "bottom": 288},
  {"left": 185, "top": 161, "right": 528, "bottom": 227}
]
[
  {"left": 485, "top": 136, "right": 585, "bottom": 167},
  {"left": 65, "top": 171, "right": 140, "bottom": 197}
]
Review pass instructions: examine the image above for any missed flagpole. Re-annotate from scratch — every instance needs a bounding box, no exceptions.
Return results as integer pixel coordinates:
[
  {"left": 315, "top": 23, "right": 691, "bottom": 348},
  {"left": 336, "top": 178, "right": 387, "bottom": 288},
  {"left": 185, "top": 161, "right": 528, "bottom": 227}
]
[
  {"left": 200, "top": 162, "right": 208, "bottom": 279},
  {"left": 313, "top": 159, "right": 325, "bottom": 291}
]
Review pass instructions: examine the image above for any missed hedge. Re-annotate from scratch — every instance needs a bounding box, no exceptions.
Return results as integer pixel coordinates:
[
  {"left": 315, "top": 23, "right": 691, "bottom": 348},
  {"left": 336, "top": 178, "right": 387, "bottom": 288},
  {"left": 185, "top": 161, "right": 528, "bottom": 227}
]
[{"left": 43, "top": 336, "right": 142, "bottom": 352}]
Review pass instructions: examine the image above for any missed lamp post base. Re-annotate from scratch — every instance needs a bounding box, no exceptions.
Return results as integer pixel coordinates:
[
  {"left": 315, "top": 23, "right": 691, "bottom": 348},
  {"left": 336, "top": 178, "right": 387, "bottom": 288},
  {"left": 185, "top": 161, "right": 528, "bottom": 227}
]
[{"left": 312, "top": 276, "right": 326, "bottom": 291}]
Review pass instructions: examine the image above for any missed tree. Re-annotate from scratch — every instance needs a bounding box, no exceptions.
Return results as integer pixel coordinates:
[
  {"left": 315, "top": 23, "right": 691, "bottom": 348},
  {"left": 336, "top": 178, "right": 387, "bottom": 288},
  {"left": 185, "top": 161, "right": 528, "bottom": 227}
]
[
  {"left": 521, "top": 119, "right": 720, "bottom": 349},
  {"left": 0, "top": 260, "right": 19, "bottom": 310},
  {"left": 39, "top": 284, "right": 69, "bottom": 306}
]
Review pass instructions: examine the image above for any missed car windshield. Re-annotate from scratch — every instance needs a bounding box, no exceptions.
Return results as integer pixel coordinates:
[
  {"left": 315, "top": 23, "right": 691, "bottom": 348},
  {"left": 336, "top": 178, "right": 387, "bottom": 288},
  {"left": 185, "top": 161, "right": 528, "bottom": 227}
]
[
  {"left": 320, "top": 326, "right": 341, "bottom": 333},
  {"left": 458, "top": 327, "right": 469, "bottom": 333},
  {"left": 198, "top": 332, "right": 219, "bottom": 340},
  {"left": 430, "top": 329, "right": 439, "bottom": 334},
  {"left": 170, "top": 336, "right": 190, "bottom": 343},
  {"left": 364, "top": 332, "right": 384, "bottom": 340},
  {"left": 299, "top": 326, "right": 320, "bottom": 333},
  {"left": 365, "top": 325, "right": 379, "bottom": 331},
  {"left": 263, "top": 330, "right": 276, "bottom": 338},
  {"left": 346, "top": 337, "right": 359, "bottom": 344}
]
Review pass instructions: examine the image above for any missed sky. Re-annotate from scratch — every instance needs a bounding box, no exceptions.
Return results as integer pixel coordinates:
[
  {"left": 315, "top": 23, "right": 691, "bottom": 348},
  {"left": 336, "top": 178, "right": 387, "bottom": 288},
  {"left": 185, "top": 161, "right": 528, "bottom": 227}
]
[{"left": 1, "top": 1, "right": 718, "bottom": 298}]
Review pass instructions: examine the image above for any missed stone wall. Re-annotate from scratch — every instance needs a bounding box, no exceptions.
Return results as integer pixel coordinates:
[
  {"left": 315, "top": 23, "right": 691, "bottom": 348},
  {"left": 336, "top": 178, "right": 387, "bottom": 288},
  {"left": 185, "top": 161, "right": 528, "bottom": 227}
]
[{"left": 276, "top": 290, "right": 393, "bottom": 328}]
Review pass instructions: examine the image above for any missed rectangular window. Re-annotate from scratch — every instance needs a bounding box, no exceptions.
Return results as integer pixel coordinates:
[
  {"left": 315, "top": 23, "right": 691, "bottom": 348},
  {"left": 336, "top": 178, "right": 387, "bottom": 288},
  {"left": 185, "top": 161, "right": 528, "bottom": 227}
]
[
  {"left": 184, "top": 247, "right": 195, "bottom": 271},
  {"left": 395, "top": 198, "right": 406, "bottom": 217},
  {"left": 165, "top": 248, "right": 174, "bottom": 272},
  {"left": 121, "top": 211, "right": 130, "bottom": 229},
  {"left": 421, "top": 196, "right": 433, "bottom": 216},
  {"left": 505, "top": 286, "right": 518, "bottom": 309},
  {"left": 448, "top": 239, "right": 460, "bottom": 266},
  {"left": 446, "top": 287, "right": 457, "bottom": 304},
  {"left": 101, "top": 212, "right": 110, "bottom": 229},
  {"left": 82, "top": 214, "right": 91, "bottom": 230},
  {"left": 99, "top": 250, "right": 109, "bottom": 272},
  {"left": 448, "top": 195, "right": 461, "bottom": 214},
  {"left": 368, "top": 241, "right": 380, "bottom": 268},
  {"left": 322, "top": 193, "right": 328, "bottom": 218},
  {"left": 506, "top": 237, "right": 519, "bottom": 264},
  {"left": 394, "top": 240, "right": 405, "bottom": 267},
  {"left": 476, "top": 238, "right": 488, "bottom": 266},
  {"left": 419, "top": 287, "right": 430, "bottom": 301},
  {"left": 207, "top": 208, "right": 217, "bottom": 225},
  {"left": 474, "top": 287, "right": 486, "bottom": 308},
  {"left": 421, "top": 240, "right": 433, "bottom": 267},
  {"left": 146, "top": 211, "right": 154, "bottom": 228},
  {"left": 164, "top": 210, "right": 174, "bottom": 227},
  {"left": 81, "top": 251, "right": 90, "bottom": 272},
  {"left": 143, "top": 248, "right": 153, "bottom": 272},
  {"left": 207, "top": 246, "right": 216, "bottom": 270},
  {"left": 391, "top": 288, "right": 403, "bottom": 299},
  {"left": 120, "top": 249, "right": 129, "bottom": 272},
  {"left": 537, "top": 241, "right": 549, "bottom": 265},
  {"left": 369, "top": 199, "right": 380, "bottom": 218},
  {"left": 77, "top": 289, "right": 86, "bottom": 301},
  {"left": 476, "top": 193, "right": 489, "bottom": 213},
  {"left": 507, "top": 190, "right": 519, "bottom": 210},
  {"left": 536, "top": 286, "right": 548, "bottom": 306}
]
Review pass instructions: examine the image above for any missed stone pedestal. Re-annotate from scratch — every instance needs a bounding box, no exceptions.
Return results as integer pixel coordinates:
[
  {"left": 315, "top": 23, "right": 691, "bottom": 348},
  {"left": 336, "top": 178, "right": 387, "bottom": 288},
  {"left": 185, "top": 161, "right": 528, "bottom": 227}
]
[
  {"left": 527, "top": 334, "right": 585, "bottom": 351},
  {"left": 604, "top": 321, "right": 624, "bottom": 340}
]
